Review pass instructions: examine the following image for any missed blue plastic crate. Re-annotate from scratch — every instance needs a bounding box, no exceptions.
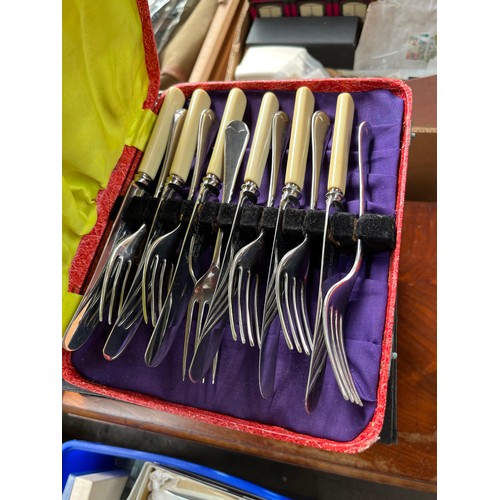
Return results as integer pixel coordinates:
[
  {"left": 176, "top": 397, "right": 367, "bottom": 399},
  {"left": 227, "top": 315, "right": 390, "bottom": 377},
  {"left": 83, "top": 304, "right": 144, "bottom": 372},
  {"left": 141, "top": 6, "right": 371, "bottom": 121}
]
[{"left": 62, "top": 439, "right": 290, "bottom": 499}]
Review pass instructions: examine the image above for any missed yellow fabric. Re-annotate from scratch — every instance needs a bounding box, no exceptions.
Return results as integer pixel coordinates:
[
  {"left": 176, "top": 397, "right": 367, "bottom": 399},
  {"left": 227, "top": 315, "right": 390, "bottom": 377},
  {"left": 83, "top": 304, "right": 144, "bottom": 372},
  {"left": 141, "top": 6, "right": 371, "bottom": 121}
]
[{"left": 62, "top": 0, "right": 156, "bottom": 331}]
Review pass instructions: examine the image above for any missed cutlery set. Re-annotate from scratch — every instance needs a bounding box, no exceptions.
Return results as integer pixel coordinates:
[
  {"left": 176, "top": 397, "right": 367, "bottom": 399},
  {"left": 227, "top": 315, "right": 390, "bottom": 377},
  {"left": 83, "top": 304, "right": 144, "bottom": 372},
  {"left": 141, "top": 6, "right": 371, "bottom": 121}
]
[{"left": 63, "top": 84, "right": 380, "bottom": 411}]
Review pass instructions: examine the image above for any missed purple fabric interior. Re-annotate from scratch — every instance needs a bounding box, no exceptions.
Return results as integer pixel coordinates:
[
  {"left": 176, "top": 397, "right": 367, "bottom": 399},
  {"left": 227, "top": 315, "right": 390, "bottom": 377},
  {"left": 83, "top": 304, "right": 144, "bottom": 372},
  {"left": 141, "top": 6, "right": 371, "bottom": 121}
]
[{"left": 71, "top": 88, "right": 404, "bottom": 442}]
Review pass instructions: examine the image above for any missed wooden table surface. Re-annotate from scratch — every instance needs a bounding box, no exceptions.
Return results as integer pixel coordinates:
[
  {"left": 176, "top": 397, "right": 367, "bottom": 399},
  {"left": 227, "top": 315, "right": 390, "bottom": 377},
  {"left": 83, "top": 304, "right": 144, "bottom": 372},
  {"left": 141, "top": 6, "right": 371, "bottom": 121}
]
[{"left": 63, "top": 200, "right": 437, "bottom": 493}]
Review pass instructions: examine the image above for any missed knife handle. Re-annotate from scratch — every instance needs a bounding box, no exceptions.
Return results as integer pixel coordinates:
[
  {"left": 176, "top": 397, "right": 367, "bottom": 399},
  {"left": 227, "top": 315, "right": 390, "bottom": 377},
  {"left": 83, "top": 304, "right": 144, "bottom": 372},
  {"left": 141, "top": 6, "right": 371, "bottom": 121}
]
[
  {"left": 328, "top": 93, "right": 355, "bottom": 193},
  {"left": 244, "top": 92, "right": 279, "bottom": 188},
  {"left": 285, "top": 86, "right": 315, "bottom": 189},
  {"left": 138, "top": 86, "right": 186, "bottom": 180},
  {"left": 206, "top": 88, "right": 247, "bottom": 180},
  {"left": 169, "top": 88, "right": 212, "bottom": 183}
]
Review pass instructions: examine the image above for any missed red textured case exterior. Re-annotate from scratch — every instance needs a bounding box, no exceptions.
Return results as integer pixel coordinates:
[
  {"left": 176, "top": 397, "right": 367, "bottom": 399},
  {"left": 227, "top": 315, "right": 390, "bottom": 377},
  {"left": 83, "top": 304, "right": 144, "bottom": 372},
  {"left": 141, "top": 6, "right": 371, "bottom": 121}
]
[{"left": 62, "top": 0, "right": 412, "bottom": 454}]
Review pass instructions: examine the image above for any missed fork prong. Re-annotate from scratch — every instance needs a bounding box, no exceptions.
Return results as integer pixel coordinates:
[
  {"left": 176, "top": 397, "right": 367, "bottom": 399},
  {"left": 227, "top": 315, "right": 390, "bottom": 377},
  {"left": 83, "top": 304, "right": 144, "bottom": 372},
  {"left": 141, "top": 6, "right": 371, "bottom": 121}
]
[
  {"left": 325, "top": 306, "right": 350, "bottom": 401},
  {"left": 291, "top": 276, "right": 312, "bottom": 355},
  {"left": 107, "top": 257, "right": 125, "bottom": 324},
  {"left": 276, "top": 272, "right": 294, "bottom": 352},
  {"left": 277, "top": 272, "right": 297, "bottom": 351},
  {"left": 253, "top": 273, "right": 262, "bottom": 348},
  {"left": 122, "top": 292, "right": 143, "bottom": 329},
  {"left": 100, "top": 257, "right": 119, "bottom": 322},
  {"left": 117, "top": 260, "right": 133, "bottom": 318},
  {"left": 237, "top": 269, "right": 247, "bottom": 345},
  {"left": 228, "top": 266, "right": 240, "bottom": 342},
  {"left": 298, "top": 279, "right": 313, "bottom": 353},
  {"left": 334, "top": 313, "right": 363, "bottom": 406},
  {"left": 332, "top": 309, "right": 354, "bottom": 403},
  {"left": 182, "top": 298, "right": 197, "bottom": 381},
  {"left": 158, "top": 259, "right": 168, "bottom": 310},
  {"left": 243, "top": 269, "right": 255, "bottom": 347},
  {"left": 286, "top": 276, "right": 303, "bottom": 353},
  {"left": 147, "top": 255, "right": 159, "bottom": 324}
]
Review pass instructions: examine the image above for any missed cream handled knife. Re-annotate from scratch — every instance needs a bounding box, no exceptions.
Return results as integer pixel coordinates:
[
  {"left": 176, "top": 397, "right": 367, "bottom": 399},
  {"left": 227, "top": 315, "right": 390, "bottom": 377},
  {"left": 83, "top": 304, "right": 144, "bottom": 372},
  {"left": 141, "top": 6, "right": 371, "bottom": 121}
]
[
  {"left": 62, "top": 85, "right": 186, "bottom": 350},
  {"left": 258, "top": 86, "right": 315, "bottom": 399}
]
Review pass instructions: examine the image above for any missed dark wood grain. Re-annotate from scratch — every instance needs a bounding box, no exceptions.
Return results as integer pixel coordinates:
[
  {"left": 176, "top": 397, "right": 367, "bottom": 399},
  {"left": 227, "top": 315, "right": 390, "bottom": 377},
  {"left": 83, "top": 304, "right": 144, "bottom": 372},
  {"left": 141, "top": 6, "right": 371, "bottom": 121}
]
[{"left": 63, "top": 201, "right": 437, "bottom": 492}]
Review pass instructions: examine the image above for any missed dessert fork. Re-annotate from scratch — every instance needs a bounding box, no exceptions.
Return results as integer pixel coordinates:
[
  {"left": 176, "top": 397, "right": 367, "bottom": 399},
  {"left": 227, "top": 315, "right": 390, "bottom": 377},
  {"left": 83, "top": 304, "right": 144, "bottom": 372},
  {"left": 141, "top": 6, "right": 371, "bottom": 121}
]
[
  {"left": 322, "top": 121, "right": 372, "bottom": 406},
  {"left": 275, "top": 111, "right": 330, "bottom": 355},
  {"left": 226, "top": 110, "right": 290, "bottom": 347},
  {"left": 182, "top": 121, "right": 249, "bottom": 380}
]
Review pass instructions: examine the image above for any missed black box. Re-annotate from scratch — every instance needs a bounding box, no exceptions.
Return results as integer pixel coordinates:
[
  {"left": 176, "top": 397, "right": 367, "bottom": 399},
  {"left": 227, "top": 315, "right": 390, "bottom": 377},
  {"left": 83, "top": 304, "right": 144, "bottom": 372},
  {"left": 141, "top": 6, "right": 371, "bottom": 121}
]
[{"left": 245, "top": 16, "right": 361, "bottom": 69}]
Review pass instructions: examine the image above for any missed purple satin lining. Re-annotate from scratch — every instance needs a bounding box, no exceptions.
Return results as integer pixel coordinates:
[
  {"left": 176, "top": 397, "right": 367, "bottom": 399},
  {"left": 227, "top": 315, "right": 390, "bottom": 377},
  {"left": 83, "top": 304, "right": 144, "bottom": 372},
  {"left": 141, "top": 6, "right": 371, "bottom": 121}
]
[{"left": 72, "top": 88, "right": 404, "bottom": 442}]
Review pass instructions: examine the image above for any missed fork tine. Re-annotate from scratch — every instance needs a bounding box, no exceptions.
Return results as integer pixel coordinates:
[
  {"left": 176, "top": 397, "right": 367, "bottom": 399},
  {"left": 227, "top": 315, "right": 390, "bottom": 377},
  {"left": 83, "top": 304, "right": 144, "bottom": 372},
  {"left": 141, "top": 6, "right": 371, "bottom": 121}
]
[
  {"left": 276, "top": 272, "right": 296, "bottom": 351},
  {"left": 236, "top": 268, "right": 247, "bottom": 345},
  {"left": 243, "top": 269, "right": 256, "bottom": 347},
  {"left": 253, "top": 273, "right": 262, "bottom": 348},
  {"left": 332, "top": 309, "right": 351, "bottom": 399},
  {"left": 117, "top": 260, "right": 133, "bottom": 319},
  {"left": 292, "top": 278, "right": 312, "bottom": 355},
  {"left": 334, "top": 313, "right": 363, "bottom": 405},
  {"left": 299, "top": 279, "right": 313, "bottom": 351},
  {"left": 325, "top": 305, "right": 350, "bottom": 401},
  {"left": 108, "top": 257, "right": 125, "bottom": 324},
  {"left": 182, "top": 297, "right": 197, "bottom": 381},
  {"left": 228, "top": 266, "right": 240, "bottom": 342},
  {"left": 285, "top": 276, "right": 302, "bottom": 353},
  {"left": 148, "top": 255, "right": 159, "bottom": 323},
  {"left": 121, "top": 292, "right": 143, "bottom": 329}
]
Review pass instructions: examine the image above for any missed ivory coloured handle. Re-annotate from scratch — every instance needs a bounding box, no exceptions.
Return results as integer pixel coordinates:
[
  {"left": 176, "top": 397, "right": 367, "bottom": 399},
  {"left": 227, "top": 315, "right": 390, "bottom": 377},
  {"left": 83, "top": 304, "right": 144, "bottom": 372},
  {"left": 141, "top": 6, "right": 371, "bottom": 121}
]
[
  {"left": 206, "top": 88, "right": 247, "bottom": 179},
  {"left": 284, "top": 86, "right": 315, "bottom": 189},
  {"left": 244, "top": 92, "right": 279, "bottom": 187},
  {"left": 328, "top": 93, "right": 355, "bottom": 193},
  {"left": 139, "top": 86, "right": 186, "bottom": 179},
  {"left": 169, "top": 88, "right": 212, "bottom": 182}
]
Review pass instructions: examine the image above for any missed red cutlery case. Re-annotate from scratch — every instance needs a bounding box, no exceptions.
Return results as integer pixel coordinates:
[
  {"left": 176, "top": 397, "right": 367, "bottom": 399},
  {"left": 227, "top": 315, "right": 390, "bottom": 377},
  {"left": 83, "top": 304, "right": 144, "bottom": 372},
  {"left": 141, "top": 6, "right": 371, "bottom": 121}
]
[{"left": 62, "top": 0, "right": 412, "bottom": 454}]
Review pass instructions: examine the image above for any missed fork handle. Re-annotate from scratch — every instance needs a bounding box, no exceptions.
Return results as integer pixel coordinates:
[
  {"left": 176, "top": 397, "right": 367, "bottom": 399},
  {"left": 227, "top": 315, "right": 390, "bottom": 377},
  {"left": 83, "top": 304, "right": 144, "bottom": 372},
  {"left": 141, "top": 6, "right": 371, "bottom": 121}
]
[
  {"left": 169, "top": 89, "right": 212, "bottom": 183},
  {"left": 244, "top": 92, "right": 279, "bottom": 188},
  {"left": 139, "top": 86, "right": 186, "bottom": 180},
  {"left": 206, "top": 88, "right": 247, "bottom": 180},
  {"left": 328, "top": 93, "right": 355, "bottom": 193},
  {"left": 285, "top": 87, "right": 315, "bottom": 190}
]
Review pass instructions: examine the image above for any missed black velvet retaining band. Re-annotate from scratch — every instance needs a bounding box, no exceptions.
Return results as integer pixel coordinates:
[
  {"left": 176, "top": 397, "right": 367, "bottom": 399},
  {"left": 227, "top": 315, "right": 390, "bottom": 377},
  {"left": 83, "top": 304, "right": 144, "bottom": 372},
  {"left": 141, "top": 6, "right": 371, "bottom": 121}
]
[{"left": 116, "top": 194, "right": 395, "bottom": 253}]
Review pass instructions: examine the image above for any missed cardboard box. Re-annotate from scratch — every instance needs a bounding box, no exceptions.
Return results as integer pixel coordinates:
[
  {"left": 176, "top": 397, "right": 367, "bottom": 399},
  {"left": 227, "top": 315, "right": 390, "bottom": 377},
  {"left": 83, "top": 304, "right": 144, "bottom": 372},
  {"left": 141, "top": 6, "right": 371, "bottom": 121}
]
[{"left": 245, "top": 16, "right": 360, "bottom": 69}]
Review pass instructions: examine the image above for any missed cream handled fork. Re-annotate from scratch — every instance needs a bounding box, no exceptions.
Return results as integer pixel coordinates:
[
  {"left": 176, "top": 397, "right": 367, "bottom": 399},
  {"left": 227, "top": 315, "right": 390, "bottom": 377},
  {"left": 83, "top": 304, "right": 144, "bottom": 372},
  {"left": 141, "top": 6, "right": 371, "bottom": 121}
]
[
  {"left": 144, "top": 88, "right": 248, "bottom": 367},
  {"left": 258, "top": 86, "right": 315, "bottom": 399},
  {"left": 182, "top": 120, "right": 250, "bottom": 381},
  {"left": 305, "top": 92, "right": 355, "bottom": 412},
  {"left": 322, "top": 121, "right": 372, "bottom": 407},
  {"left": 275, "top": 111, "right": 331, "bottom": 355},
  {"left": 187, "top": 92, "right": 280, "bottom": 383},
  {"left": 226, "top": 110, "right": 290, "bottom": 349}
]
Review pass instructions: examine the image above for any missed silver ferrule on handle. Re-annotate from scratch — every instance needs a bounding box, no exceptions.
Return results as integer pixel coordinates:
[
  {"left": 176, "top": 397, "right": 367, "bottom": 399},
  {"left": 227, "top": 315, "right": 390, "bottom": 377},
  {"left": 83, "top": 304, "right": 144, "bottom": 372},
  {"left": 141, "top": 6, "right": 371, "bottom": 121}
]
[
  {"left": 200, "top": 173, "right": 222, "bottom": 195},
  {"left": 326, "top": 187, "right": 345, "bottom": 206},
  {"left": 134, "top": 171, "right": 155, "bottom": 188},
  {"left": 240, "top": 180, "right": 260, "bottom": 203},
  {"left": 160, "top": 173, "right": 185, "bottom": 199},
  {"left": 281, "top": 182, "right": 302, "bottom": 205}
]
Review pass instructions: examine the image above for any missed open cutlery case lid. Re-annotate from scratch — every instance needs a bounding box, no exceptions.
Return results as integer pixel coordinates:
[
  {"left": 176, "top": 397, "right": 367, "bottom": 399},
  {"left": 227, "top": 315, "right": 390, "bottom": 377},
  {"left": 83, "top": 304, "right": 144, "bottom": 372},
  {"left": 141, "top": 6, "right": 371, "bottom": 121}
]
[
  {"left": 63, "top": 0, "right": 162, "bottom": 329},
  {"left": 63, "top": 0, "right": 412, "bottom": 454}
]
